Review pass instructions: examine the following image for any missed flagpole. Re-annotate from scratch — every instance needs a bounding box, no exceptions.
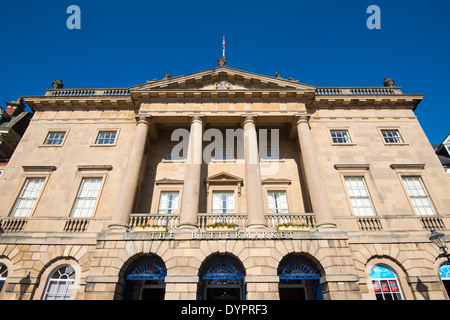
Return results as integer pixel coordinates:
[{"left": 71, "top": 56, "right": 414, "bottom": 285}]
[{"left": 222, "top": 36, "right": 226, "bottom": 59}]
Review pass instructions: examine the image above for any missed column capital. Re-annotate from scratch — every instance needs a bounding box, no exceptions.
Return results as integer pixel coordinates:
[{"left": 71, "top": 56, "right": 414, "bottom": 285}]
[
  {"left": 136, "top": 115, "right": 151, "bottom": 125},
  {"left": 188, "top": 114, "right": 205, "bottom": 125},
  {"left": 241, "top": 114, "right": 257, "bottom": 127},
  {"left": 295, "top": 113, "right": 311, "bottom": 125}
]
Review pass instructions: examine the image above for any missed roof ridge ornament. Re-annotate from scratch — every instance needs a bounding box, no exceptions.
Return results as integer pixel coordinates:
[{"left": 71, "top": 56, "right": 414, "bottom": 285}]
[
  {"left": 383, "top": 77, "right": 395, "bottom": 87},
  {"left": 218, "top": 56, "right": 227, "bottom": 67}
]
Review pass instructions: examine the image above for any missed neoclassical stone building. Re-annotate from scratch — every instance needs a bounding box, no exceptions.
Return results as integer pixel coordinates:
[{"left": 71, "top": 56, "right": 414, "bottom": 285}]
[{"left": 0, "top": 64, "right": 449, "bottom": 300}]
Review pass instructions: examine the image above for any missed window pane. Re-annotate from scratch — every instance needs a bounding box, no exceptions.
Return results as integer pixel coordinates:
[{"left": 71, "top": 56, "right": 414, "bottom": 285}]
[
  {"left": 43, "top": 266, "right": 75, "bottom": 300},
  {"left": 167, "top": 148, "right": 184, "bottom": 160},
  {"left": 344, "top": 177, "right": 375, "bottom": 216},
  {"left": 158, "top": 192, "right": 179, "bottom": 214},
  {"left": 214, "top": 148, "right": 233, "bottom": 160},
  {"left": 44, "top": 132, "right": 65, "bottom": 145},
  {"left": 212, "top": 192, "right": 235, "bottom": 213},
  {"left": 402, "top": 177, "right": 436, "bottom": 215},
  {"left": 330, "top": 130, "right": 351, "bottom": 144},
  {"left": 95, "top": 131, "right": 117, "bottom": 145},
  {"left": 71, "top": 178, "right": 102, "bottom": 217},
  {"left": 11, "top": 178, "right": 45, "bottom": 217},
  {"left": 381, "top": 130, "right": 403, "bottom": 143},
  {"left": 268, "top": 192, "right": 289, "bottom": 213},
  {"left": 261, "top": 148, "right": 280, "bottom": 160},
  {"left": 370, "top": 265, "right": 404, "bottom": 300}
]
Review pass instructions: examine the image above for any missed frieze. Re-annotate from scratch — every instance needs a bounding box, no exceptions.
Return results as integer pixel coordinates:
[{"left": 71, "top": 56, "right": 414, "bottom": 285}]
[{"left": 130, "top": 231, "right": 298, "bottom": 240}]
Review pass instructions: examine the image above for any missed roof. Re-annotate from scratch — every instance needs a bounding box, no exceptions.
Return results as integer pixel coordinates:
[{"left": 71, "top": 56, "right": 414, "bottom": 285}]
[{"left": 21, "top": 66, "right": 424, "bottom": 111}]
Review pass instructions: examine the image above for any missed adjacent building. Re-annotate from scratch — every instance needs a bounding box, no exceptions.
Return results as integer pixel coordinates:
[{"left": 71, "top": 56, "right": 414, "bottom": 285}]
[
  {"left": 0, "top": 64, "right": 449, "bottom": 300},
  {"left": 0, "top": 98, "right": 32, "bottom": 161},
  {"left": 434, "top": 133, "right": 450, "bottom": 178}
]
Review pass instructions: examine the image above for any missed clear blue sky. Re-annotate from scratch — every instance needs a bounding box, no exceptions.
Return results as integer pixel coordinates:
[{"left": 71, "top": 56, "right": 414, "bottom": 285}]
[{"left": 0, "top": 0, "right": 449, "bottom": 144}]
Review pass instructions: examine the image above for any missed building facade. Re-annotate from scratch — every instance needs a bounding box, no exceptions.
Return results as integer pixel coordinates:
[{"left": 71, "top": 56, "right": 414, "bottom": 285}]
[{"left": 0, "top": 65, "right": 449, "bottom": 300}]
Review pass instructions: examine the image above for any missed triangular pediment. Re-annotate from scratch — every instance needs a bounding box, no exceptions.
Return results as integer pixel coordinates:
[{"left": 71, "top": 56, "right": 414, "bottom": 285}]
[
  {"left": 130, "top": 67, "right": 316, "bottom": 92},
  {"left": 205, "top": 172, "right": 243, "bottom": 183}
]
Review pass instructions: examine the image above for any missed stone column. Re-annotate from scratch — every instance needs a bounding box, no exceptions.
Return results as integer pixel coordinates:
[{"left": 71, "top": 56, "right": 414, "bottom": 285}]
[
  {"left": 179, "top": 115, "right": 204, "bottom": 229},
  {"left": 242, "top": 116, "right": 266, "bottom": 229},
  {"left": 109, "top": 116, "right": 150, "bottom": 230},
  {"left": 296, "top": 115, "right": 336, "bottom": 228}
]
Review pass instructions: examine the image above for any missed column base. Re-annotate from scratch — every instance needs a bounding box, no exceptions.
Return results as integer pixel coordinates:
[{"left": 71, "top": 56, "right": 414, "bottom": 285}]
[
  {"left": 108, "top": 223, "right": 130, "bottom": 232},
  {"left": 246, "top": 224, "right": 268, "bottom": 231},
  {"left": 315, "top": 220, "right": 337, "bottom": 229},
  {"left": 177, "top": 224, "right": 198, "bottom": 232}
]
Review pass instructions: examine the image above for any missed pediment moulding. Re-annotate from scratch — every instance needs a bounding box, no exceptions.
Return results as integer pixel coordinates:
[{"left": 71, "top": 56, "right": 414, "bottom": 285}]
[{"left": 129, "top": 67, "right": 316, "bottom": 91}]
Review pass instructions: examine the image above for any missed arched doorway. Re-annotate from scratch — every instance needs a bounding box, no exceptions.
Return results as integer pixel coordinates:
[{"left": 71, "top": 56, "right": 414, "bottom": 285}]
[
  {"left": 278, "top": 254, "right": 323, "bottom": 300},
  {"left": 122, "top": 255, "right": 167, "bottom": 300},
  {"left": 199, "top": 254, "right": 245, "bottom": 300}
]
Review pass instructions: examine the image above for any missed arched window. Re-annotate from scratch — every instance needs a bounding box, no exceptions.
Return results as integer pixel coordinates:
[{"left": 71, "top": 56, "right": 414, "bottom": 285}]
[
  {"left": 0, "top": 264, "right": 8, "bottom": 292},
  {"left": 199, "top": 255, "right": 245, "bottom": 300},
  {"left": 370, "top": 265, "right": 404, "bottom": 300},
  {"left": 439, "top": 263, "right": 450, "bottom": 297},
  {"left": 277, "top": 255, "right": 323, "bottom": 300},
  {"left": 43, "top": 265, "right": 76, "bottom": 300},
  {"left": 122, "top": 255, "right": 167, "bottom": 300}
]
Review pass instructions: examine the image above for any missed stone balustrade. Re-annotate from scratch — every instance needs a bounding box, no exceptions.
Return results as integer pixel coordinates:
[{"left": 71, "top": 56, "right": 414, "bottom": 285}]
[
  {"left": 45, "top": 88, "right": 130, "bottom": 97},
  {"left": 129, "top": 214, "right": 180, "bottom": 230},
  {"left": 316, "top": 87, "right": 402, "bottom": 95}
]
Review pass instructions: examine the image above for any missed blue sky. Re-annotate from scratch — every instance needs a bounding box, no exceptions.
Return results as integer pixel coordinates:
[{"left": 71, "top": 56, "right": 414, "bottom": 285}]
[{"left": 0, "top": 0, "right": 449, "bottom": 144}]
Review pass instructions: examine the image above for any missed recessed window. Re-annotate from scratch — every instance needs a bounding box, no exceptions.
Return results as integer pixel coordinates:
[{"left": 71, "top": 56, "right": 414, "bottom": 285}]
[
  {"left": 261, "top": 148, "right": 280, "bottom": 160},
  {"left": 11, "top": 178, "right": 45, "bottom": 217},
  {"left": 44, "top": 132, "right": 66, "bottom": 145},
  {"left": 330, "top": 130, "right": 352, "bottom": 144},
  {"left": 71, "top": 178, "right": 102, "bottom": 217},
  {"left": 344, "top": 177, "right": 376, "bottom": 216},
  {"left": 0, "top": 264, "right": 8, "bottom": 293},
  {"left": 212, "top": 192, "right": 235, "bottom": 214},
  {"left": 214, "top": 148, "right": 233, "bottom": 161},
  {"left": 158, "top": 191, "right": 179, "bottom": 214},
  {"left": 401, "top": 176, "right": 436, "bottom": 215},
  {"left": 95, "top": 131, "right": 117, "bottom": 145},
  {"left": 167, "top": 147, "right": 184, "bottom": 161},
  {"left": 43, "top": 265, "right": 75, "bottom": 300},
  {"left": 439, "top": 263, "right": 450, "bottom": 297},
  {"left": 268, "top": 191, "right": 289, "bottom": 213},
  {"left": 370, "top": 265, "right": 404, "bottom": 300},
  {"left": 381, "top": 130, "right": 403, "bottom": 144}
]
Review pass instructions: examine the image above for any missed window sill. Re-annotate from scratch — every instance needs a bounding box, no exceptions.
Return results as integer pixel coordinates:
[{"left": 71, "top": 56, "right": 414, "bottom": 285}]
[
  {"left": 331, "top": 143, "right": 357, "bottom": 146},
  {"left": 260, "top": 159, "right": 285, "bottom": 163},
  {"left": 382, "top": 143, "right": 409, "bottom": 146},
  {"left": 90, "top": 144, "right": 117, "bottom": 147},
  {"left": 211, "top": 159, "right": 235, "bottom": 163},
  {"left": 38, "top": 144, "right": 63, "bottom": 148},
  {"left": 161, "top": 159, "right": 185, "bottom": 163}
]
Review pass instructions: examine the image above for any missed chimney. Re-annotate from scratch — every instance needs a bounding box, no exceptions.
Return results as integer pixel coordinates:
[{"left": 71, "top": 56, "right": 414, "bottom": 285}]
[{"left": 5, "top": 97, "right": 26, "bottom": 116}]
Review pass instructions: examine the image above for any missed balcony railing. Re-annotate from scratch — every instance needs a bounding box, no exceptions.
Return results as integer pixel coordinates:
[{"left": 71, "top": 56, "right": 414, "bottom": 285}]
[
  {"left": 129, "top": 214, "right": 180, "bottom": 229},
  {"left": 129, "top": 213, "right": 316, "bottom": 230},
  {"left": 266, "top": 213, "right": 316, "bottom": 228}
]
